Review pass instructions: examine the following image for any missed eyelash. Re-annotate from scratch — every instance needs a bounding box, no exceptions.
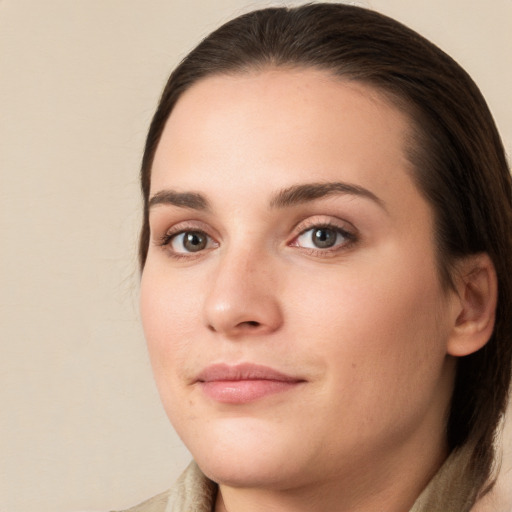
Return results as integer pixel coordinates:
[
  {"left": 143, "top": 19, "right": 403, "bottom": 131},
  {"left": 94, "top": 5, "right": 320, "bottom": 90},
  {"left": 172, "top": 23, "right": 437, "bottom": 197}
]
[
  {"left": 291, "top": 222, "right": 357, "bottom": 257},
  {"left": 157, "top": 225, "right": 217, "bottom": 260},
  {"left": 156, "top": 220, "right": 357, "bottom": 259}
]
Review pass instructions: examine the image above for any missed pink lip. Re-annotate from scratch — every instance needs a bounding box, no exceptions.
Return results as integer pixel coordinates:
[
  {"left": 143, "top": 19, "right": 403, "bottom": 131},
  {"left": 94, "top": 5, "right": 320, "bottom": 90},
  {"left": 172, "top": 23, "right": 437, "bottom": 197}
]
[{"left": 195, "top": 363, "right": 305, "bottom": 404}]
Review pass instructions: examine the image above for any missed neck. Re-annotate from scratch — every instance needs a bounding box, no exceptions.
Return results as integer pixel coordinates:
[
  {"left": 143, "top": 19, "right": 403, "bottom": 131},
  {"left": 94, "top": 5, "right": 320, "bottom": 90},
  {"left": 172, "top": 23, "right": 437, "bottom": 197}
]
[{"left": 214, "top": 439, "right": 448, "bottom": 512}]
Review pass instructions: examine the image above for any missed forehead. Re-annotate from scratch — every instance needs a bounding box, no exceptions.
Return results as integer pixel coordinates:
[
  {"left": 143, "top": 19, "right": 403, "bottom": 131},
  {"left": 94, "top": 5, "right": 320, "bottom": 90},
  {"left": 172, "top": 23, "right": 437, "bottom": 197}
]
[
  {"left": 163, "top": 69, "right": 411, "bottom": 146},
  {"left": 151, "top": 68, "right": 420, "bottom": 214}
]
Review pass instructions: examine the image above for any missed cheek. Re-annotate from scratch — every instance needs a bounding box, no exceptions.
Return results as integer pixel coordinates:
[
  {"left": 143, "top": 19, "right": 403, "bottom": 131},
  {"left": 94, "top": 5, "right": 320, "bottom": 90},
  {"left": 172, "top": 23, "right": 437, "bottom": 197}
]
[
  {"left": 287, "top": 250, "right": 448, "bottom": 381},
  {"left": 140, "top": 269, "right": 199, "bottom": 378}
]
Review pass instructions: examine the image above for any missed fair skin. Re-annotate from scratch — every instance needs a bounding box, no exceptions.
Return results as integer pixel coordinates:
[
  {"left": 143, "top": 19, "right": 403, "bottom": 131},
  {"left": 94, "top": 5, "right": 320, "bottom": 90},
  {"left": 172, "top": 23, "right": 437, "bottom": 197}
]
[{"left": 140, "top": 69, "right": 495, "bottom": 512}]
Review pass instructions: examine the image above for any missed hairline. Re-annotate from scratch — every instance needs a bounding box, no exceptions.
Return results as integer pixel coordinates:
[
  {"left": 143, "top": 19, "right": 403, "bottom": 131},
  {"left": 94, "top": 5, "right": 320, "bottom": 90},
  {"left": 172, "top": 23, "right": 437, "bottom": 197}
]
[{"left": 143, "top": 63, "right": 456, "bottom": 289}]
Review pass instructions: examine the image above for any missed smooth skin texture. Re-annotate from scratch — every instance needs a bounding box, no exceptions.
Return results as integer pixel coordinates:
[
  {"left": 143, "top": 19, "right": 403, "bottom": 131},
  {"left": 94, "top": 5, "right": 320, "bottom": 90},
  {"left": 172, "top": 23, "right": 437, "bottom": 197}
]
[{"left": 140, "top": 69, "right": 496, "bottom": 512}]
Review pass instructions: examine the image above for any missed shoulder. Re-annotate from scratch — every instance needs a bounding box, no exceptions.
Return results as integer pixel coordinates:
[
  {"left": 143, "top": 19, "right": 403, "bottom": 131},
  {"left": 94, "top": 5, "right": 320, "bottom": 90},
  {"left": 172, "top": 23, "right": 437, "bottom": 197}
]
[
  {"left": 111, "top": 489, "right": 172, "bottom": 512},
  {"left": 111, "top": 462, "right": 217, "bottom": 512}
]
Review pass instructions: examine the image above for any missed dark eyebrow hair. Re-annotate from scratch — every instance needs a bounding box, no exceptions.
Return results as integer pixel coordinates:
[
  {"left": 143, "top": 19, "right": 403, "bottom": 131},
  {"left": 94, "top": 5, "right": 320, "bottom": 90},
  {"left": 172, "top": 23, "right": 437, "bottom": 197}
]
[
  {"left": 148, "top": 190, "right": 210, "bottom": 211},
  {"left": 148, "top": 182, "right": 385, "bottom": 212},
  {"left": 270, "top": 182, "right": 386, "bottom": 210}
]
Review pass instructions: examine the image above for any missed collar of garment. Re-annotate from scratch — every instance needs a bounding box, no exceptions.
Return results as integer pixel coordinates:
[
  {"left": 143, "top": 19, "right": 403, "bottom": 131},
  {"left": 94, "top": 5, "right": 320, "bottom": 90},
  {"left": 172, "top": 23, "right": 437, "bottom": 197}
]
[{"left": 117, "top": 445, "right": 476, "bottom": 512}]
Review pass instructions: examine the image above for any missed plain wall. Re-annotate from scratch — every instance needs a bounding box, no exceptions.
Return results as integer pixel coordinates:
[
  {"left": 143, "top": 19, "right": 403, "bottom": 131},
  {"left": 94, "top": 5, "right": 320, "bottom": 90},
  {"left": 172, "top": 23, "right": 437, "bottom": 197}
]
[{"left": 1, "top": 1, "right": 510, "bottom": 511}]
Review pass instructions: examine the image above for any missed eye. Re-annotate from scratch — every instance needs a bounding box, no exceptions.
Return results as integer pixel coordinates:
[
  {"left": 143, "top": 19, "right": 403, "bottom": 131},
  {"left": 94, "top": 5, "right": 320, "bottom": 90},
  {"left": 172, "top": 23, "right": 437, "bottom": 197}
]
[
  {"left": 294, "top": 225, "right": 354, "bottom": 250},
  {"left": 168, "top": 230, "right": 214, "bottom": 253}
]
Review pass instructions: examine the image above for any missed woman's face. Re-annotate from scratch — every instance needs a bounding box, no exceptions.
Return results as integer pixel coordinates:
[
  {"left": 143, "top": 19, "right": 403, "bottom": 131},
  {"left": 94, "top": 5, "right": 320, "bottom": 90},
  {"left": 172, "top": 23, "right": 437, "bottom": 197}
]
[{"left": 140, "top": 69, "right": 459, "bottom": 490}]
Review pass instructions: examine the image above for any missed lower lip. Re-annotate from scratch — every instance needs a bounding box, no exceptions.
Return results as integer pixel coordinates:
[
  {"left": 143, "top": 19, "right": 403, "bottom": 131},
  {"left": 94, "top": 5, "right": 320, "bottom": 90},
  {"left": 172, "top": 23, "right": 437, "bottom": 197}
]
[{"left": 200, "top": 379, "right": 302, "bottom": 404}]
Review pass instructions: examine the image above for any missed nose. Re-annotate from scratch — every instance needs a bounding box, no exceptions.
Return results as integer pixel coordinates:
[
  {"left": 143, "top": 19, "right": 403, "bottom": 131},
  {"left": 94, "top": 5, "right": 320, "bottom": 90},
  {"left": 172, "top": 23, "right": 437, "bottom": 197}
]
[{"left": 203, "top": 246, "right": 283, "bottom": 338}]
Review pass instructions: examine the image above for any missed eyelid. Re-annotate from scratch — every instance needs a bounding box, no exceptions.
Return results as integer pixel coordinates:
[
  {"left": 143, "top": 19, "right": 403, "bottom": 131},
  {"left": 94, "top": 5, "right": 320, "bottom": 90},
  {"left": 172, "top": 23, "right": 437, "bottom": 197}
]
[
  {"left": 152, "top": 219, "right": 218, "bottom": 243},
  {"left": 168, "top": 230, "right": 217, "bottom": 254},
  {"left": 151, "top": 215, "right": 357, "bottom": 259},
  {"left": 153, "top": 219, "right": 220, "bottom": 260},
  {"left": 288, "top": 216, "right": 358, "bottom": 255},
  {"left": 291, "top": 215, "right": 357, "bottom": 238}
]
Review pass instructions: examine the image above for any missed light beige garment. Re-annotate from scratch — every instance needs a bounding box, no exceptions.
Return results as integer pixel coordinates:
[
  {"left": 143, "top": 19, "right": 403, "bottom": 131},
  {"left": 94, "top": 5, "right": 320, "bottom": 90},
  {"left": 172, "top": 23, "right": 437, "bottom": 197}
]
[{"left": 113, "top": 448, "right": 475, "bottom": 512}]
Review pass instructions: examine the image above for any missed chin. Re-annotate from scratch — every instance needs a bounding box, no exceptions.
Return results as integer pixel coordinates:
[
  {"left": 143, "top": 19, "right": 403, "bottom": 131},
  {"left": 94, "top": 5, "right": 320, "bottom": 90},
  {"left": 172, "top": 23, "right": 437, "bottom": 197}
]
[
  {"left": 197, "top": 454, "right": 309, "bottom": 491},
  {"left": 178, "top": 416, "right": 309, "bottom": 488},
  {"left": 199, "top": 458, "right": 281, "bottom": 488}
]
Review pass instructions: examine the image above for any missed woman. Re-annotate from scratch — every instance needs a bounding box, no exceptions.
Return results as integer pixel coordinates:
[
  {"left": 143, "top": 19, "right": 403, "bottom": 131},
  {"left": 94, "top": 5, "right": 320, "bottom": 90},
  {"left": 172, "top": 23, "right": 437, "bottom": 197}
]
[{"left": 121, "top": 3, "right": 512, "bottom": 511}]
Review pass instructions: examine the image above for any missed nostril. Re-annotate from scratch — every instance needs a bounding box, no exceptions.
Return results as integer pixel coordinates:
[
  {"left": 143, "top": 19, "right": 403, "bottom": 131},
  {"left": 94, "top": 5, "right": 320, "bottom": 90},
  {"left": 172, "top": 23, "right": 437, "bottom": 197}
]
[{"left": 207, "top": 319, "right": 262, "bottom": 334}]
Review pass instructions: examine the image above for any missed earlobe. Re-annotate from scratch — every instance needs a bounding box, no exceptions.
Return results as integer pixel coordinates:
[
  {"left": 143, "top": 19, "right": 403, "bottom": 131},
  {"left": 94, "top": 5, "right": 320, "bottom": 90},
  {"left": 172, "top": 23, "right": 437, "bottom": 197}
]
[{"left": 447, "top": 253, "right": 498, "bottom": 357}]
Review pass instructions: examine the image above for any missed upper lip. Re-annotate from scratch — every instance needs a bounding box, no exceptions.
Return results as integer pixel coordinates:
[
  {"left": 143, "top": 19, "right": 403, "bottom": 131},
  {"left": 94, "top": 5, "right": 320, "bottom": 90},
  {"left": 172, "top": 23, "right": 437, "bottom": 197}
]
[{"left": 195, "top": 363, "right": 304, "bottom": 383}]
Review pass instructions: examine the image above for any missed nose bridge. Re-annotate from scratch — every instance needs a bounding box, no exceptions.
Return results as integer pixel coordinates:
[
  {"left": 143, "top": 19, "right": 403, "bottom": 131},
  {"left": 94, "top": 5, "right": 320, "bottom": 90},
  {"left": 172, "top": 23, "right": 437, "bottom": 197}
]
[{"left": 203, "top": 239, "right": 282, "bottom": 336}]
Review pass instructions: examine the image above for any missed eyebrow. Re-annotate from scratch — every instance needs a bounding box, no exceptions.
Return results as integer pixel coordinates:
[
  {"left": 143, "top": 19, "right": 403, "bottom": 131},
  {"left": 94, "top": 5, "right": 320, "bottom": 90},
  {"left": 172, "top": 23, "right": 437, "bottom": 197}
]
[
  {"left": 270, "top": 182, "right": 386, "bottom": 211},
  {"left": 148, "top": 190, "right": 210, "bottom": 211},
  {"left": 148, "top": 181, "right": 386, "bottom": 212}
]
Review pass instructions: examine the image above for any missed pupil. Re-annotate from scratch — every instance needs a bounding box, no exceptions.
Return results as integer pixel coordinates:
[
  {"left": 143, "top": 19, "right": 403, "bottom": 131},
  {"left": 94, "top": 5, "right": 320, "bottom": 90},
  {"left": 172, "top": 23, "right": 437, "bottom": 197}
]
[
  {"left": 313, "top": 228, "right": 336, "bottom": 248},
  {"left": 184, "top": 232, "right": 206, "bottom": 252}
]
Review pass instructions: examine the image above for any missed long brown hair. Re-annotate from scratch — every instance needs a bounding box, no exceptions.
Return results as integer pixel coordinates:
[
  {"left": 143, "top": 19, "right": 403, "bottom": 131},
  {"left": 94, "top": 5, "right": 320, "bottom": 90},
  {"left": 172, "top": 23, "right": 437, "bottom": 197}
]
[{"left": 139, "top": 3, "right": 512, "bottom": 500}]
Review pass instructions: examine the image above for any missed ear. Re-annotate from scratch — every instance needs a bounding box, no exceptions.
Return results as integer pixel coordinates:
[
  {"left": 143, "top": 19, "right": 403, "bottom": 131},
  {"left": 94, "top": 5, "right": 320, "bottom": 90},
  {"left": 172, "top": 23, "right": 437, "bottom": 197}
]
[{"left": 447, "top": 253, "right": 498, "bottom": 357}]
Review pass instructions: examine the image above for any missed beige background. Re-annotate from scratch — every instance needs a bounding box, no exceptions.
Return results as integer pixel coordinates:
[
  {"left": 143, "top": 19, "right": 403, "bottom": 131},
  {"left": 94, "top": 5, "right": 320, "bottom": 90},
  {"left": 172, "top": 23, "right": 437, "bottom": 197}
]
[{"left": 1, "top": 1, "right": 511, "bottom": 511}]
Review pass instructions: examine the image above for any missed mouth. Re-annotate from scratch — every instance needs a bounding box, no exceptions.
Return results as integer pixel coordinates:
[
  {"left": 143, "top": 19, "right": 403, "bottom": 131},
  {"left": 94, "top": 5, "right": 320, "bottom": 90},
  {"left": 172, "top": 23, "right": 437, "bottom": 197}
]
[{"left": 195, "top": 363, "right": 306, "bottom": 404}]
